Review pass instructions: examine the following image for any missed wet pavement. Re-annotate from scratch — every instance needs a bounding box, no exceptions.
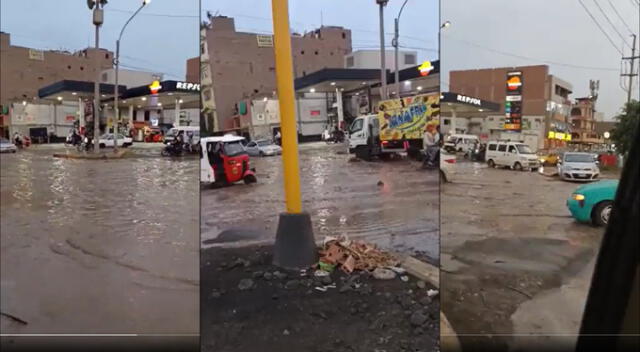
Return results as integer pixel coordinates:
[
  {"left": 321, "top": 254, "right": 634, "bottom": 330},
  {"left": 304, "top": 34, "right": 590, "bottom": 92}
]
[
  {"left": 0, "top": 144, "right": 198, "bottom": 334},
  {"left": 201, "top": 142, "right": 440, "bottom": 260},
  {"left": 440, "top": 160, "right": 616, "bottom": 351}
]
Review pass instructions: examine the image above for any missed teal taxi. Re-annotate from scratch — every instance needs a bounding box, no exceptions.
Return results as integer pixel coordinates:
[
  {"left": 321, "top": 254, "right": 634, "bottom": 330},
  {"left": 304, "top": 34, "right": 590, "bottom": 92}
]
[{"left": 567, "top": 179, "right": 618, "bottom": 226}]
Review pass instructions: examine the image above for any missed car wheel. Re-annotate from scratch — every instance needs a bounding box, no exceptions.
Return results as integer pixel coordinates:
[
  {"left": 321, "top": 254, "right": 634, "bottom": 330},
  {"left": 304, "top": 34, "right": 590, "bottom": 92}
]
[
  {"left": 592, "top": 201, "right": 613, "bottom": 226},
  {"left": 513, "top": 162, "right": 523, "bottom": 171},
  {"left": 487, "top": 159, "right": 495, "bottom": 168}
]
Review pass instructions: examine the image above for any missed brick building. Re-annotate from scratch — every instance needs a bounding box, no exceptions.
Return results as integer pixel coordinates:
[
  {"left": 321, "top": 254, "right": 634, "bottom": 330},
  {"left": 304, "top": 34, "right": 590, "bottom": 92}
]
[
  {"left": 570, "top": 97, "right": 602, "bottom": 145},
  {"left": 449, "top": 65, "right": 574, "bottom": 149},
  {"left": 192, "top": 16, "right": 352, "bottom": 133}
]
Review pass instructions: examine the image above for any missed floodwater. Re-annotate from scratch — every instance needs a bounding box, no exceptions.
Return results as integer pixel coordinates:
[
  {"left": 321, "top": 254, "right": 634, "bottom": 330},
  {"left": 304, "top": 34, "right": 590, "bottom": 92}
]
[
  {"left": 441, "top": 160, "right": 614, "bottom": 350},
  {"left": 201, "top": 142, "right": 440, "bottom": 260},
  {"left": 0, "top": 144, "right": 199, "bottom": 334}
]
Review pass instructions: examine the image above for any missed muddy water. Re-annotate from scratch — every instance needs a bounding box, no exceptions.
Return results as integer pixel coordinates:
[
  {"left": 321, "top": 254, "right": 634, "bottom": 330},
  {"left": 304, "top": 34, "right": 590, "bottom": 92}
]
[
  {"left": 0, "top": 145, "right": 198, "bottom": 334},
  {"left": 441, "top": 160, "right": 610, "bottom": 350},
  {"left": 201, "top": 143, "right": 439, "bottom": 260}
]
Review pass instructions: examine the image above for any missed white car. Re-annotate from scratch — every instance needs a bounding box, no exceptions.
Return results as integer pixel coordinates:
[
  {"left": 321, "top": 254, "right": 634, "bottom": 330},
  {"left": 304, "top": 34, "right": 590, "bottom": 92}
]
[
  {"left": 245, "top": 139, "right": 282, "bottom": 156},
  {"left": 0, "top": 138, "right": 17, "bottom": 153},
  {"left": 99, "top": 133, "right": 133, "bottom": 148},
  {"left": 440, "top": 148, "right": 456, "bottom": 183},
  {"left": 485, "top": 140, "right": 540, "bottom": 171},
  {"left": 557, "top": 152, "right": 599, "bottom": 182}
]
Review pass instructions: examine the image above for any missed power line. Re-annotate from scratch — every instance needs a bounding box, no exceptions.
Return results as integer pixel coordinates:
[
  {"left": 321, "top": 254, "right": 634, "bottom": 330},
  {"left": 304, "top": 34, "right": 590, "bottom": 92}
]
[
  {"left": 606, "top": 0, "right": 635, "bottom": 34},
  {"left": 576, "top": 0, "right": 624, "bottom": 54},
  {"left": 445, "top": 34, "right": 620, "bottom": 72},
  {"left": 591, "top": 0, "right": 632, "bottom": 47},
  {"left": 106, "top": 8, "right": 198, "bottom": 19}
]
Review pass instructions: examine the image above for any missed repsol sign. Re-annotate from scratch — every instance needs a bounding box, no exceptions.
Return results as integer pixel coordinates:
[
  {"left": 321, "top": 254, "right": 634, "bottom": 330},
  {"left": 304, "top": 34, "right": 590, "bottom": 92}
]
[
  {"left": 456, "top": 94, "right": 481, "bottom": 106},
  {"left": 176, "top": 82, "right": 201, "bottom": 91}
]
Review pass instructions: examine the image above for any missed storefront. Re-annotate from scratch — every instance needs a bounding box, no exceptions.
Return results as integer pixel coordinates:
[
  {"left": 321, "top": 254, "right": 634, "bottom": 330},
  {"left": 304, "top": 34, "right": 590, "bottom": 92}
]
[
  {"left": 546, "top": 121, "right": 572, "bottom": 149},
  {"left": 440, "top": 92, "right": 501, "bottom": 140}
]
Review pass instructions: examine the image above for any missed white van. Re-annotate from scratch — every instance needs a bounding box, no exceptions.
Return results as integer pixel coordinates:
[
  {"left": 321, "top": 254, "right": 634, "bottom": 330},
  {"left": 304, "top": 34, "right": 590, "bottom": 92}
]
[
  {"left": 164, "top": 126, "right": 200, "bottom": 145},
  {"left": 485, "top": 140, "right": 540, "bottom": 171},
  {"left": 443, "top": 134, "right": 480, "bottom": 154}
]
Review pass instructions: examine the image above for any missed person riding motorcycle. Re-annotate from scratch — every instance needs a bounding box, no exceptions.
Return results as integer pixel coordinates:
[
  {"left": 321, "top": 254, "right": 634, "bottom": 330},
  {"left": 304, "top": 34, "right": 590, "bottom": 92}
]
[
  {"left": 13, "top": 132, "right": 23, "bottom": 148},
  {"left": 422, "top": 123, "right": 440, "bottom": 168}
]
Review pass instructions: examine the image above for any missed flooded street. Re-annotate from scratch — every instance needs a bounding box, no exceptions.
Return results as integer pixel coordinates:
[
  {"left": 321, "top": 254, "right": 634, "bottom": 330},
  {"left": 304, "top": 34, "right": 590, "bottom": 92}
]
[
  {"left": 0, "top": 144, "right": 198, "bottom": 334},
  {"left": 201, "top": 142, "right": 439, "bottom": 260},
  {"left": 441, "top": 160, "right": 615, "bottom": 351}
]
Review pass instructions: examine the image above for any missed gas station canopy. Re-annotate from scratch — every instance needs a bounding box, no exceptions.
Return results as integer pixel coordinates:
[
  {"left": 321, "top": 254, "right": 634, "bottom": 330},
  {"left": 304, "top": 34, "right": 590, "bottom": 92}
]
[
  {"left": 440, "top": 92, "right": 501, "bottom": 116},
  {"left": 38, "top": 80, "right": 126, "bottom": 102},
  {"left": 116, "top": 80, "right": 200, "bottom": 109},
  {"left": 294, "top": 60, "right": 440, "bottom": 95}
]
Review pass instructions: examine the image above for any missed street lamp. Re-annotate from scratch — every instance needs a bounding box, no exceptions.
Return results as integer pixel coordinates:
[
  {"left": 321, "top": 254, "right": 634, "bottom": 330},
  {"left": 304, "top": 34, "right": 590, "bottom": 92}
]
[
  {"left": 392, "top": 0, "right": 409, "bottom": 98},
  {"left": 113, "top": 0, "right": 151, "bottom": 151},
  {"left": 438, "top": 21, "right": 451, "bottom": 77}
]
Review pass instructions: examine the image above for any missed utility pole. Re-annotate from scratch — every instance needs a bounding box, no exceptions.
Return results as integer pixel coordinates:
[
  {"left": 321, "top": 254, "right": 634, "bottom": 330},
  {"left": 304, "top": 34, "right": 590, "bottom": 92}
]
[
  {"left": 377, "top": 0, "right": 389, "bottom": 100},
  {"left": 271, "top": 0, "right": 316, "bottom": 269},
  {"left": 89, "top": 0, "right": 106, "bottom": 153},
  {"left": 621, "top": 34, "right": 639, "bottom": 104},
  {"left": 393, "top": 0, "right": 409, "bottom": 99}
]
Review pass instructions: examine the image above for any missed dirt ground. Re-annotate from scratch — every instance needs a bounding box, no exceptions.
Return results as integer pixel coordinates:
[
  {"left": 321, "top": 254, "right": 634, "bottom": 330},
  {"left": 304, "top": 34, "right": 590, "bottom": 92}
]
[
  {"left": 441, "top": 161, "right": 617, "bottom": 351},
  {"left": 201, "top": 245, "right": 440, "bottom": 352}
]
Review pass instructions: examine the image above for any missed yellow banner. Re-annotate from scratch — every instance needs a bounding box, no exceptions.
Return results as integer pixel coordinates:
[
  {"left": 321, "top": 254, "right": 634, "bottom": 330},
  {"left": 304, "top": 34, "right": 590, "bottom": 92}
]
[{"left": 378, "top": 93, "right": 439, "bottom": 141}]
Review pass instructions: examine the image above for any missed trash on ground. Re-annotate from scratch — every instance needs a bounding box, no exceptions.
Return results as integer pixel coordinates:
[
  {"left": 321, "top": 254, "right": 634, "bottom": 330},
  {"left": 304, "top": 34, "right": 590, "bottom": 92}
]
[
  {"left": 314, "top": 269, "right": 330, "bottom": 278},
  {"left": 318, "top": 261, "right": 336, "bottom": 272},
  {"left": 400, "top": 275, "right": 409, "bottom": 282},
  {"left": 372, "top": 267, "right": 397, "bottom": 280},
  {"left": 319, "top": 236, "right": 399, "bottom": 275},
  {"left": 427, "top": 289, "right": 439, "bottom": 297}
]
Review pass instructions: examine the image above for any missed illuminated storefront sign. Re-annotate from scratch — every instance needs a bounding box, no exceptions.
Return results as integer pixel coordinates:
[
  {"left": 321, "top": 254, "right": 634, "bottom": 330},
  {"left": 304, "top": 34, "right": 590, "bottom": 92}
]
[
  {"left": 149, "top": 80, "right": 162, "bottom": 95},
  {"left": 418, "top": 61, "right": 434, "bottom": 77},
  {"left": 548, "top": 131, "right": 571, "bottom": 141},
  {"left": 505, "top": 71, "right": 523, "bottom": 131}
]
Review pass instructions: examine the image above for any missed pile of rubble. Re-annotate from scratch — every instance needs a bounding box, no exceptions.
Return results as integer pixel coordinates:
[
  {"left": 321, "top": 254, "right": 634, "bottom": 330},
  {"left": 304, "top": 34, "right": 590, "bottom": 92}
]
[{"left": 317, "top": 236, "right": 400, "bottom": 274}]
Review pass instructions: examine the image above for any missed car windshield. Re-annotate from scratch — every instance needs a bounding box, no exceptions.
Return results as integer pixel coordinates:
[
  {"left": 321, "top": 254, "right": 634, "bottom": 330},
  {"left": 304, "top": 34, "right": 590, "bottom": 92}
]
[
  {"left": 257, "top": 140, "right": 272, "bottom": 147},
  {"left": 223, "top": 141, "right": 246, "bottom": 156},
  {"left": 564, "top": 154, "right": 594, "bottom": 163},
  {"left": 165, "top": 129, "right": 177, "bottom": 137},
  {"left": 349, "top": 119, "right": 364, "bottom": 133},
  {"left": 515, "top": 144, "right": 533, "bottom": 154}
]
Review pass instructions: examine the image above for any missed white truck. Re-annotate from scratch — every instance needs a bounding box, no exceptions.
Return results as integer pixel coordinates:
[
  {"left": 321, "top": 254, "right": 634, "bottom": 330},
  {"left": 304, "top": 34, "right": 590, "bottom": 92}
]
[{"left": 347, "top": 93, "right": 440, "bottom": 160}]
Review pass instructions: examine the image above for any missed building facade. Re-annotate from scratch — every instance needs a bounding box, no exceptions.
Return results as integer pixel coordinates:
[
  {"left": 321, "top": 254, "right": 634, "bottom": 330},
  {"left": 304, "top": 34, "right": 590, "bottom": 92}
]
[
  {"left": 570, "top": 97, "right": 602, "bottom": 145},
  {"left": 193, "top": 16, "right": 352, "bottom": 133},
  {"left": 449, "top": 65, "right": 573, "bottom": 150}
]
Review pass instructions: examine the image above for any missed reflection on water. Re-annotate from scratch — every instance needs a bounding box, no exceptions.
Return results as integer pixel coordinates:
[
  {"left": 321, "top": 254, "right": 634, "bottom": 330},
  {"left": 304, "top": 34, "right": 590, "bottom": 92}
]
[{"left": 0, "top": 147, "right": 198, "bottom": 334}]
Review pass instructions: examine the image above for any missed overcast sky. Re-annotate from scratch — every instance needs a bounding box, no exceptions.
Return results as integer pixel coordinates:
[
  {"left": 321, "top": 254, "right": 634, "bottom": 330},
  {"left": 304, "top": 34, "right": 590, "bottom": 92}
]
[
  {"left": 442, "top": 0, "right": 639, "bottom": 120},
  {"left": 0, "top": 0, "right": 199, "bottom": 80},
  {"left": 202, "top": 0, "right": 440, "bottom": 62}
]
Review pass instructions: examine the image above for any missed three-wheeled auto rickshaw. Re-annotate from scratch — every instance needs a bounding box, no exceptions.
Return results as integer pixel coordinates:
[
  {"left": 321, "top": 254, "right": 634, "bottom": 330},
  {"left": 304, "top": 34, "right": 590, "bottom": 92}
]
[{"left": 200, "top": 135, "right": 257, "bottom": 187}]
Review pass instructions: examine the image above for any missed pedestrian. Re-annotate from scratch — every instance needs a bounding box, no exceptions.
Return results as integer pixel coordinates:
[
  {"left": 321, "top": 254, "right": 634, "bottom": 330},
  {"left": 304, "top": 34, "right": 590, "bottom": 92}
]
[
  {"left": 275, "top": 130, "right": 281, "bottom": 146},
  {"left": 423, "top": 124, "right": 438, "bottom": 168}
]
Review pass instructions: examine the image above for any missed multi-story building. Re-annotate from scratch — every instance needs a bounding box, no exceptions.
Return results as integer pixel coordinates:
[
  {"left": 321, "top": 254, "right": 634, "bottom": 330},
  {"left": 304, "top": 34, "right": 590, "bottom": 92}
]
[
  {"left": 570, "top": 97, "right": 602, "bottom": 145},
  {"left": 448, "top": 65, "right": 573, "bottom": 149},
  {"left": 192, "top": 16, "right": 352, "bottom": 133},
  {"left": 197, "top": 26, "right": 217, "bottom": 133},
  {"left": 0, "top": 31, "right": 114, "bottom": 139},
  {"left": 0, "top": 32, "right": 113, "bottom": 106}
]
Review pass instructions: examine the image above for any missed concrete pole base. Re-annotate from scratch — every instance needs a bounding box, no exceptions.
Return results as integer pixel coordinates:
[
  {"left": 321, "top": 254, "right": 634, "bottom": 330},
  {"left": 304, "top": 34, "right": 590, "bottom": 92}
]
[{"left": 273, "top": 212, "right": 317, "bottom": 269}]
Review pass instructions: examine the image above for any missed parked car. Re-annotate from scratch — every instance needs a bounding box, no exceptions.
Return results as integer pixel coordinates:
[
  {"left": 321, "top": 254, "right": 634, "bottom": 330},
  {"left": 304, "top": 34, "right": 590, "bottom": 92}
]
[
  {"left": 485, "top": 140, "right": 540, "bottom": 171},
  {"left": 98, "top": 133, "right": 133, "bottom": 148},
  {"left": 537, "top": 149, "right": 561, "bottom": 166},
  {"left": 440, "top": 148, "right": 456, "bottom": 183},
  {"left": 0, "top": 138, "right": 17, "bottom": 153},
  {"left": 443, "top": 134, "right": 480, "bottom": 154},
  {"left": 557, "top": 152, "right": 599, "bottom": 182},
  {"left": 567, "top": 179, "right": 618, "bottom": 226},
  {"left": 244, "top": 139, "right": 282, "bottom": 156}
]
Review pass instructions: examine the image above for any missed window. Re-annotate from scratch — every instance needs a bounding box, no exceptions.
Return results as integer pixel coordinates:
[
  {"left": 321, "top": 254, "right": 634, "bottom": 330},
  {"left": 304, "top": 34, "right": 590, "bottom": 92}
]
[
  {"left": 200, "top": 43, "right": 205, "bottom": 55},
  {"left": 508, "top": 145, "right": 517, "bottom": 153},
  {"left": 444, "top": 119, "right": 450, "bottom": 125},
  {"left": 105, "top": 53, "right": 109, "bottom": 59},
  {"left": 349, "top": 118, "right": 364, "bottom": 134},
  {"left": 488, "top": 144, "right": 497, "bottom": 151},
  {"left": 133, "top": 110, "right": 137, "bottom": 120},
  {"left": 67, "top": 65, "right": 71, "bottom": 70},
  {"left": 342, "top": 32, "right": 346, "bottom": 39},
  {"left": 301, "top": 50, "right": 305, "bottom": 55},
  {"left": 515, "top": 144, "right": 533, "bottom": 154},
  {"left": 80, "top": 66, "right": 84, "bottom": 71},
  {"left": 346, "top": 56, "right": 354, "bottom": 68},
  {"left": 497, "top": 144, "right": 507, "bottom": 152},
  {"left": 571, "top": 108, "right": 582, "bottom": 116},
  {"left": 144, "top": 110, "right": 150, "bottom": 121},
  {"left": 404, "top": 54, "right": 416, "bottom": 65},
  {"left": 314, "top": 50, "right": 319, "bottom": 55}
]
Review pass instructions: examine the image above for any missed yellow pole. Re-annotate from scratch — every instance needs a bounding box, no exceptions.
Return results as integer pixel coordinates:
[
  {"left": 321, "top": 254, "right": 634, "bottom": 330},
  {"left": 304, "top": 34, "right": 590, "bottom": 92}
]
[{"left": 272, "top": 0, "right": 302, "bottom": 214}]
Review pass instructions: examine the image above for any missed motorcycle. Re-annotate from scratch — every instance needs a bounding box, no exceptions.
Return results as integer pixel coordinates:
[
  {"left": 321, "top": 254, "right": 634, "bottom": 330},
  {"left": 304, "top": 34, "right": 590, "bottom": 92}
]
[
  {"left": 76, "top": 137, "right": 94, "bottom": 152},
  {"left": 162, "top": 142, "right": 184, "bottom": 157}
]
